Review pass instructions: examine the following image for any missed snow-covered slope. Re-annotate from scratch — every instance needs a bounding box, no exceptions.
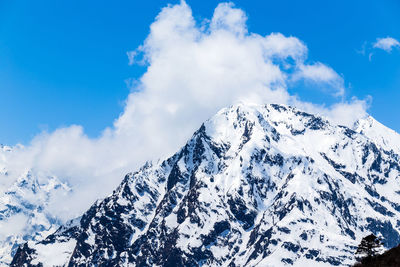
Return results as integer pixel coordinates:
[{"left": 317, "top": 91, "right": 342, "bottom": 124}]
[
  {"left": 11, "top": 104, "right": 400, "bottom": 266},
  {"left": 354, "top": 116, "right": 400, "bottom": 154},
  {"left": 0, "top": 145, "right": 72, "bottom": 265}
]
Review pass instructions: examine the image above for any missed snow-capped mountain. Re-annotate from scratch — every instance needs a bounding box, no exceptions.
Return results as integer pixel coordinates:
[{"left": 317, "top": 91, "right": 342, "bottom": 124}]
[
  {"left": 10, "top": 104, "right": 400, "bottom": 266},
  {"left": 0, "top": 145, "right": 71, "bottom": 266}
]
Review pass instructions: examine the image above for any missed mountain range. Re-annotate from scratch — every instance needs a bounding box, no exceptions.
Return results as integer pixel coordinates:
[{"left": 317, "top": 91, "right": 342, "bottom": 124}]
[{"left": 4, "top": 103, "right": 400, "bottom": 266}]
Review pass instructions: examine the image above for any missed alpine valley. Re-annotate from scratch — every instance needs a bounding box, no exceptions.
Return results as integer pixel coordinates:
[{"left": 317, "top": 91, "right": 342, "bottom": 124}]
[{"left": 6, "top": 103, "right": 400, "bottom": 266}]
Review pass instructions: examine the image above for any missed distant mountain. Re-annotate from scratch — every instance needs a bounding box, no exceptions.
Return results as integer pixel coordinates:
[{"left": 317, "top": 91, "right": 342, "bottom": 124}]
[
  {"left": 10, "top": 104, "right": 400, "bottom": 266},
  {"left": 0, "top": 145, "right": 71, "bottom": 266}
]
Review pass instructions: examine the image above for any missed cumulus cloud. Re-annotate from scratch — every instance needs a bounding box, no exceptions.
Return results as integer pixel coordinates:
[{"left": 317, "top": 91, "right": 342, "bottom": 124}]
[
  {"left": 0, "top": 1, "right": 369, "bottom": 222},
  {"left": 373, "top": 37, "right": 400, "bottom": 52}
]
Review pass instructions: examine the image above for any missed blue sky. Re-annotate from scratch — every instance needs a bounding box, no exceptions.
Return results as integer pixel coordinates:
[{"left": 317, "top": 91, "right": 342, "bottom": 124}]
[{"left": 1, "top": 0, "right": 399, "bottom": 145}]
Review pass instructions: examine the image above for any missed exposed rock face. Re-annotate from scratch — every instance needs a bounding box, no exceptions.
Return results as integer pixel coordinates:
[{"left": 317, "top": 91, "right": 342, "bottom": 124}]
[{"left": 11, "top": 104, "right": 400, "bottom": 266}]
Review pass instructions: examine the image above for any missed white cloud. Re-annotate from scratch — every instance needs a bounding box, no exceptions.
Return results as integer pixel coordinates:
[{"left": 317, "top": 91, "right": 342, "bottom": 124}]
[
  {"left": 0, "top": 1, "right": 369, "bottom": 222},
  {"left": 261, "top": 32, "right": 307, "bottom": 61},
  {"left": 293, "top": 62, "right": 345, "bottom": 96},
  {"left": 373, "top": 37, "right": 400, "bottom": 52},
  {"left": 358, "top": 37, "right": 399, "bottom": 61}
]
